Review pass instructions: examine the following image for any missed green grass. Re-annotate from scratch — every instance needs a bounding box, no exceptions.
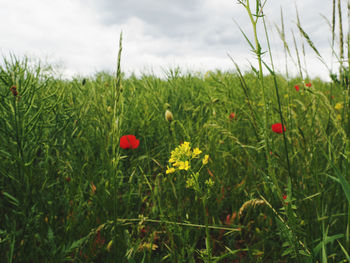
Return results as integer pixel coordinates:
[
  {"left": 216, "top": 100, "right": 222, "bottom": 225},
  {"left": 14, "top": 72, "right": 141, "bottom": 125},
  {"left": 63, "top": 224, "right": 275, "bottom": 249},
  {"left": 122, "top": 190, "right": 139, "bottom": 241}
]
[{"left": 1, "top": 1, "right": 350, "bottom": 262}]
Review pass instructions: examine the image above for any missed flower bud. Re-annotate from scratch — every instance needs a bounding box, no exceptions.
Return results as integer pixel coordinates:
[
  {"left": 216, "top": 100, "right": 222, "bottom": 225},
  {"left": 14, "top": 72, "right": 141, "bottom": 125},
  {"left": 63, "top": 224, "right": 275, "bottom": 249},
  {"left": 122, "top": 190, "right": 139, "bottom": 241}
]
[{"left": 165, "top": 110, "right": 174, "bottom": 122}]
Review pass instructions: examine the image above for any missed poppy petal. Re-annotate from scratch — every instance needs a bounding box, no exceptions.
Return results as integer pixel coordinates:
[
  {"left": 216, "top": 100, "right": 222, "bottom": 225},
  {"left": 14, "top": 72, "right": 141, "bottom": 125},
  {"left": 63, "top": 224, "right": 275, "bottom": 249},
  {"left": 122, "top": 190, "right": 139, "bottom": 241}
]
[
  {"left": 271, "top": 123, "right": 286, "bottom": 134},
  {"left": 129, "top": 136, "right": 140, "bottom": 149},
  {"left": 120, "top": 136, "right": 131, "bottom": 149},
  {"left": 120, "top": 135, "right": 140, "bottom": 149}
]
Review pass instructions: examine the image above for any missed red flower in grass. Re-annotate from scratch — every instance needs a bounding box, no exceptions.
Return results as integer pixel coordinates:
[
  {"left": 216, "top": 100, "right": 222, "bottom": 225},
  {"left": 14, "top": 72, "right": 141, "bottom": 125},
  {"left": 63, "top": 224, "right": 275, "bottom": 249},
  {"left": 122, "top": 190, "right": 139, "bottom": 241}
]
[
  {"left": 271, "top": 123, "right": 286, "bottom": 134},
  {"left": 294, "top": 85, "right": 300, "bottom": 92},
  {"left": 305, "top": 82, "right": 312, "bottom": 87},
  {"left": 229, "top": 112, "right": 236, "bottom": 120},
  {"left": 120, "top": 135, "right": 140, "bottom": 149},
  {"left": 283, "top": 194, "right": 287, "bottom": 200}
]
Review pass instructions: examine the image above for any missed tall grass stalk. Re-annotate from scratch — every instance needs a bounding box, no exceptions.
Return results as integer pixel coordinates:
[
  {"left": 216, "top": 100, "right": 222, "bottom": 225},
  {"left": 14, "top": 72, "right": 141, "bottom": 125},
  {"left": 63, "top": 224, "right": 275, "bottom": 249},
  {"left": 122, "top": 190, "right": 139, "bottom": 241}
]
[
  {"left": 338, "top": 0, "right": 344, "bottom": 74},
  {"left": 237, "top": 0, "right": 274, "bottom": 183},
  {"left": 261, "top": 5, "right": 302, "bottom": 261},
  {"left": 295, "top": 5, "right": 310, "bottom": 79},
  {"left": 280, "top": 8, "right": 289, "bottom": 79},
  {"left": 261, "top": 4, "right": 292, "bottom": 183},
  {"left": 292, "top": 31, "right": 304, "bottom": 79},
  {"left": 112, "top": 31, "right": 124, "bottom": 257}
]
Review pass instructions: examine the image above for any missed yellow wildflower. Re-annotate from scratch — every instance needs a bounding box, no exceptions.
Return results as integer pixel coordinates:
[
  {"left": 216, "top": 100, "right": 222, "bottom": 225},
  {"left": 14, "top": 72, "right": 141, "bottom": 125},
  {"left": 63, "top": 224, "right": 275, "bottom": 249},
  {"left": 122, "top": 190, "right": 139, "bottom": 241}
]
[
  {"left": 335, "top": 102, "right": 343, "bottom": 110},
  {"left": 166, "top": 167, "right": 176, "bottom": 174},
  {"left": 202, "top": 155, "right": 209, "bottom": 165},
  {"left": 178, "top": 161, "right": 190, "bottom": 171},
  {"left": 181, "top": 142, "right": 191, "bottom": 155},
  {"left": 192, "top": 147, "right": 202, "bottom": 158},
  {"left": 169, "top": 141, "right": 192, "bottom": 163}
]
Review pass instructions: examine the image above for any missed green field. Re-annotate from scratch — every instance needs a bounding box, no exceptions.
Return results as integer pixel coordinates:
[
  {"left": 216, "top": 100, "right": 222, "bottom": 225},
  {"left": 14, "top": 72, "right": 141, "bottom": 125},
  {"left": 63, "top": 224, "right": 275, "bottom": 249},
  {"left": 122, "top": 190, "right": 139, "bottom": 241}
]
[{"left": 1, "top": 1, "right": 350, "bottom": 262}]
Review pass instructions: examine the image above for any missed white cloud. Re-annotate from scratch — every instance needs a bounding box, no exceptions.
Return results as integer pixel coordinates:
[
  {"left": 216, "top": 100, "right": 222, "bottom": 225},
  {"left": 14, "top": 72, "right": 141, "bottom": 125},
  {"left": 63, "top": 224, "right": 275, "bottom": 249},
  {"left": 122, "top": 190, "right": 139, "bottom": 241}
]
[
  {"left": 0, "top": 0, "right": 346, "bottom": 80},
  {"left": 0, "top": 0, "right": 122, "bottom": 77}
]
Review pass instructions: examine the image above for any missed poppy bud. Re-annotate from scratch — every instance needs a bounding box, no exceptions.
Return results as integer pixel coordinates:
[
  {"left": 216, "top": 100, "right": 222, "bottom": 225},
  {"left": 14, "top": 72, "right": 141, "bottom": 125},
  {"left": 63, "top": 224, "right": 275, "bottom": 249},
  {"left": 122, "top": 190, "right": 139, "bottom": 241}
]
[
  {"left": 229, "top": 112, "right": 236, "bottom": 120},
  {"left": 10, "top": 86, "right": 18, "bottom": 97},
  {"left": 165, "top": 110, "right": 174, "bottom": 122},
  {"left": 90, "top": 182, "right": 96, "bottom": 195}
]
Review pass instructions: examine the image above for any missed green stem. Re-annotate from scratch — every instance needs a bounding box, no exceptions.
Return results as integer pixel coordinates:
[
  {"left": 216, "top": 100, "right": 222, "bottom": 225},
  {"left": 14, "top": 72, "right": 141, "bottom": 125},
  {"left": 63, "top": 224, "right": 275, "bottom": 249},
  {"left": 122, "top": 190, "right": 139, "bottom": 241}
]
[
  {"left": 202, "top": 197, "right": 211, "bottom": 262},
  {"left": 112, "top": 31, "right": 123, "bottom": 258},
  {"left": 244, "top": 1, "right": 270, "bottom": 159}
]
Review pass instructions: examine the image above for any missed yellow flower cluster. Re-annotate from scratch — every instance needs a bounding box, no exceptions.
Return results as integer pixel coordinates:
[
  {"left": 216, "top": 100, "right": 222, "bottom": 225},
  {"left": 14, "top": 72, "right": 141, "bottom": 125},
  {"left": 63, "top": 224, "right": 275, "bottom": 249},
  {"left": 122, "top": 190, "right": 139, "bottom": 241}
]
[
  {"left": 166, "top": 142, "right": 208, "bottom": 174},
  {"left": 335, "top": 102, "right": 343, "bottom": 110}
]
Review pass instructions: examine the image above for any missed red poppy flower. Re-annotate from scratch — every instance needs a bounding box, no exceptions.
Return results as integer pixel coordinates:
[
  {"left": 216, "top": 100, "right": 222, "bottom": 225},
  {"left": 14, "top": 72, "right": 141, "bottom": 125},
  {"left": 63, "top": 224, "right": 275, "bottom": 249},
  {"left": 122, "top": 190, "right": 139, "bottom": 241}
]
[
  {"left": 294, "top": 85, "right": 300, "bottom": 92},
  {"left": 120, "top": 135, "right": 140, "bottom": 149},
  {"left": 229, "top": 112, "right": 236, "bottom": 120},
  {"left": 271, "top": 123, "right": 286, "bottom": 134},
  {"left": 305, "top": 82, "right": 312, "bottom": 87},
  {"left": 283, "top": 194, "right": 287, "bottom": 200}
]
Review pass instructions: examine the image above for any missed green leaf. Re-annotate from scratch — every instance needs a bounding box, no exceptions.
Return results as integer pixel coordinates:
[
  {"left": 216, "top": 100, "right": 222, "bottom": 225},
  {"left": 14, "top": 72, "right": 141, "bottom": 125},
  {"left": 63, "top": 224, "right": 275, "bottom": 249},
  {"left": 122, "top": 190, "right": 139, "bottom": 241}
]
[
  {"left": 2, "top": 191, "right": 19, "bottom": 207},
  {"left": 323, "top": 152, "right": 350, "bottom": 204},
  {"left": 337, "top": 240, "right": 350, "bottom": 261},
  {"left": 233, "top": 19, "right": 255, "bottom": 51},
  {"left": 68, "top": 235, "right": 89, "bottom": 251},
  {"left": 313, "top": 234, "right": 344, "bottom": 256}
]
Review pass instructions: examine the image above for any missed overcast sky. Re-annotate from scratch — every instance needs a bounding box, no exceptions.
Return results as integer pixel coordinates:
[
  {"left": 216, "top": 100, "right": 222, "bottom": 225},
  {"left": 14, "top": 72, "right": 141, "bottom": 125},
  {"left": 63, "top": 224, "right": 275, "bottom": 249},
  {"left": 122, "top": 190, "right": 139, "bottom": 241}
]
[{"left": 0, "top": 0, "right": 347, "bottom": 80}]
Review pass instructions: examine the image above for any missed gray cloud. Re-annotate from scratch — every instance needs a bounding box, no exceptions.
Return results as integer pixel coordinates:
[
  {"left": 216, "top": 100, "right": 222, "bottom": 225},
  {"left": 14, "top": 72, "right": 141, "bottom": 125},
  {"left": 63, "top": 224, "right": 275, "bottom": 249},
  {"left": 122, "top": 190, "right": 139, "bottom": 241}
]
[
  {"left": 86, "top": 0, "right": 203, "bottom": 37},
  {"left": 0, "top": 0, "right": 346, "bottom": 79}
]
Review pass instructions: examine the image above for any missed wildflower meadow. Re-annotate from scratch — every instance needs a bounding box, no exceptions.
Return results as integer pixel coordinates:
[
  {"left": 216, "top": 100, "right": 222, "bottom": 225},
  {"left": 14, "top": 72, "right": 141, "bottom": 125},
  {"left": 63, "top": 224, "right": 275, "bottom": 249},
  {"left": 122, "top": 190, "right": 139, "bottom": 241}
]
[{"left": 1, "top": 0, "right": 350, "bottom": 262}]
